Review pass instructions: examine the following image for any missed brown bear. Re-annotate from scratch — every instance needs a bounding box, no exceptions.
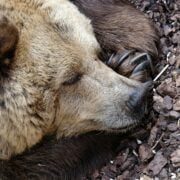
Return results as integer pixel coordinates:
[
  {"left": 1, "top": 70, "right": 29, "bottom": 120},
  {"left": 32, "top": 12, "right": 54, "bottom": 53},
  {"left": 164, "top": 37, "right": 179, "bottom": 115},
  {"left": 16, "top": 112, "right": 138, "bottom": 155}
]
[{"left": 0, "top": 0, "right": 158, "bottom": 179}]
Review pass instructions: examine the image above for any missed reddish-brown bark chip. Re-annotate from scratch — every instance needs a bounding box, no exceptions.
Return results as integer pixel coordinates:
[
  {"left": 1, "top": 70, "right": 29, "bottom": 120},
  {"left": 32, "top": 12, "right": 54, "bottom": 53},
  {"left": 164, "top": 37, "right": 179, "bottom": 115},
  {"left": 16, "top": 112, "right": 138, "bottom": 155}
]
[
  {"left": 147, "top": 152, "right": 167, "bottom": 176},
  {"left": 171, "top": 149, "right": 180, "bottom": 167},
  {"left": 139, "top": 144, "right": 153, "bottom": 162}
]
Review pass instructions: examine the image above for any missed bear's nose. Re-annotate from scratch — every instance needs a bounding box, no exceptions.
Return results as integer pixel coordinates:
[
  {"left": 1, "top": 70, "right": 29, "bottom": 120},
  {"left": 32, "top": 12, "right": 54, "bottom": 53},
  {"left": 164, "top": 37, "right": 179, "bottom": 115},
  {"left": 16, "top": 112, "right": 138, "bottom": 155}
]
[{"left": 127, "top": 81, "right": 153, "bottom": 113}]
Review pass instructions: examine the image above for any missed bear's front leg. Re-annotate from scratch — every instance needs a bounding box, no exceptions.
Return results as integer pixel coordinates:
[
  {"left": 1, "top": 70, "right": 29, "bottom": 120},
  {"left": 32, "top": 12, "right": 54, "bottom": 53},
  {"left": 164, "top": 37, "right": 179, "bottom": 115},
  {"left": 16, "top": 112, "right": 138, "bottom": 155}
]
[{"left": 72, "top": 0, "right": 159, "bottom": 83}]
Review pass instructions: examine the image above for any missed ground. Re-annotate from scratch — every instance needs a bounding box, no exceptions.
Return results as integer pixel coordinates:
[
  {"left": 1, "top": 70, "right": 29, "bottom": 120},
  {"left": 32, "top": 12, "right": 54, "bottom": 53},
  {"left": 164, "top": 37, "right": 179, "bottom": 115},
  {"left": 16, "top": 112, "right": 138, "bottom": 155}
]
[{"left": 86, "top": 0, "right": 180, "bottom": 179}]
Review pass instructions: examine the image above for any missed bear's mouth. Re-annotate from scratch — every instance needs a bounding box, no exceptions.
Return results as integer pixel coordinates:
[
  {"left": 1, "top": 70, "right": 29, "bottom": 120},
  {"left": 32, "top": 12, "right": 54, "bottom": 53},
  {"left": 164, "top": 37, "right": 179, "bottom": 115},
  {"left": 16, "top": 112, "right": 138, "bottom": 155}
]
[{"left": 110, "top": 122, "right": 139, "bottom": 132}]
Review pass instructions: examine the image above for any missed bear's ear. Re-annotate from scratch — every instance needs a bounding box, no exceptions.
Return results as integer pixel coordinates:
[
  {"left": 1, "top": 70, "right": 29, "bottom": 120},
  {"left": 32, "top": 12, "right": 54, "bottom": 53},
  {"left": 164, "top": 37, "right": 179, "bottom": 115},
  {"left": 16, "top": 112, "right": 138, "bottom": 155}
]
[{"left": 0, "top": 16, "right": 19, "bottom": 72}]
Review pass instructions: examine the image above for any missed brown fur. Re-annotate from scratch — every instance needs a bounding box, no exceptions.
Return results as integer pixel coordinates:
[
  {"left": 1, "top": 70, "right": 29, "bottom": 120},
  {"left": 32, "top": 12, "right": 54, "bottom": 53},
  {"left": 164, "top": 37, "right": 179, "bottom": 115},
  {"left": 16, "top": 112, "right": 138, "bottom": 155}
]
[{"left": 0, "top": 0, "right": 159, "bottom": 179}]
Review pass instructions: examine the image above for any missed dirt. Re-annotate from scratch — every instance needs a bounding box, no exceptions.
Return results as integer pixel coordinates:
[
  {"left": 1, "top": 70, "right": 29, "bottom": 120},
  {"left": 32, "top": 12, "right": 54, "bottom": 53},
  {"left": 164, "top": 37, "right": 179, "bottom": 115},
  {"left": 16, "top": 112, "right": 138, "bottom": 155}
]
[{"left": 87, "top": 0, "right": 180, "bottom": 179}]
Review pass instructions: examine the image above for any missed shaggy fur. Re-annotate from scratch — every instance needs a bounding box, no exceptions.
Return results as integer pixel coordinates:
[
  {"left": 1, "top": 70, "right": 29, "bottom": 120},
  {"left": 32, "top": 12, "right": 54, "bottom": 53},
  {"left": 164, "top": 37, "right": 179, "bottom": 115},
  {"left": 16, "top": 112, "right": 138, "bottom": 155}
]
[{"left": 0, "top": 0, "right": 158, "bottom": 179}]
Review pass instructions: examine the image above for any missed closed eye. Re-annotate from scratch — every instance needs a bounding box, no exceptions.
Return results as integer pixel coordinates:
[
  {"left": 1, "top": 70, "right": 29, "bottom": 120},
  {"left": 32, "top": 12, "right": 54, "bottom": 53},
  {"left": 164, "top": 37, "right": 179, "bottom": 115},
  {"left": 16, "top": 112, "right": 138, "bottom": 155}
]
[{"left": 62, "top": 74, "right": 82, "bottom": 85}]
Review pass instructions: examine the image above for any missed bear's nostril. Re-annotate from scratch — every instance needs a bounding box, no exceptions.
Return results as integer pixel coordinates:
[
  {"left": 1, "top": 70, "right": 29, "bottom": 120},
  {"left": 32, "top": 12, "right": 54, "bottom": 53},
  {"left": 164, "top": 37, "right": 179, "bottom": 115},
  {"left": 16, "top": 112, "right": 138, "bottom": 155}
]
[{"left": 127, "top": 81, "right": 153, "bottom": 113}]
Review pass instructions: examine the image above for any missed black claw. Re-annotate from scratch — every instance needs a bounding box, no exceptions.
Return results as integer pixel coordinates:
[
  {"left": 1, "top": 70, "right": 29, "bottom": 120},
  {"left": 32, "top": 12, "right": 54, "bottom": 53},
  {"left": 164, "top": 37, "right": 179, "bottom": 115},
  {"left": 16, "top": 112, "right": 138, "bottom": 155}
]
[
  {"left": 115, "top": 50, "right": 135, "bottom": 67},
  {"left": 132, "top": 53, "right": 154, "bottom": 75},
  {"left": 132, "top": 60, "right": 150, "bottom": 74},
  {"left": 132, "top": 53, "right": 148, "bottom": 65},
  {"left": 146, "top": 53, "right": 154, "bottom": 75},
  {"left": 107, "top": 50, "right": 134, "bottom": 69}
]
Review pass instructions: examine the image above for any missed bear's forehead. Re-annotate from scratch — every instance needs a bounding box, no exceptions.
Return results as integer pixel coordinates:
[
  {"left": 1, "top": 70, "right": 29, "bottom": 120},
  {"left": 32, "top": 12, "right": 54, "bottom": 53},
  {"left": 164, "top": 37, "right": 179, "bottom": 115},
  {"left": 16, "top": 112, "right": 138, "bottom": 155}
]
[
  {"left": 0, "top": 1, "right": 67, "bottom": 39},
  {"left": 0, "top": 0, "right": 100, "bottom": 79}
]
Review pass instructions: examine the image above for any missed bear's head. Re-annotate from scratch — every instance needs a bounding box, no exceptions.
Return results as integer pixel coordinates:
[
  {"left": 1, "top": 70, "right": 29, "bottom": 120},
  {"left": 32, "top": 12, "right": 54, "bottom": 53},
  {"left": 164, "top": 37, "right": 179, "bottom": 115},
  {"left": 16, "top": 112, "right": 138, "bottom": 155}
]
[{"left": 0, "top": 0, "right": 151, "bottom": 159}]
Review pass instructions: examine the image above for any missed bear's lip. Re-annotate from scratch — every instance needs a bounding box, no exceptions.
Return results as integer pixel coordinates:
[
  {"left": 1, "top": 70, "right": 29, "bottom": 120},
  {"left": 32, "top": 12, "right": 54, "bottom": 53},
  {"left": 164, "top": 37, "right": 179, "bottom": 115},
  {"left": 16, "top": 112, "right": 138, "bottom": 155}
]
[{"left": 109, "top": 122, "right": 138, "bottom": 132}]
